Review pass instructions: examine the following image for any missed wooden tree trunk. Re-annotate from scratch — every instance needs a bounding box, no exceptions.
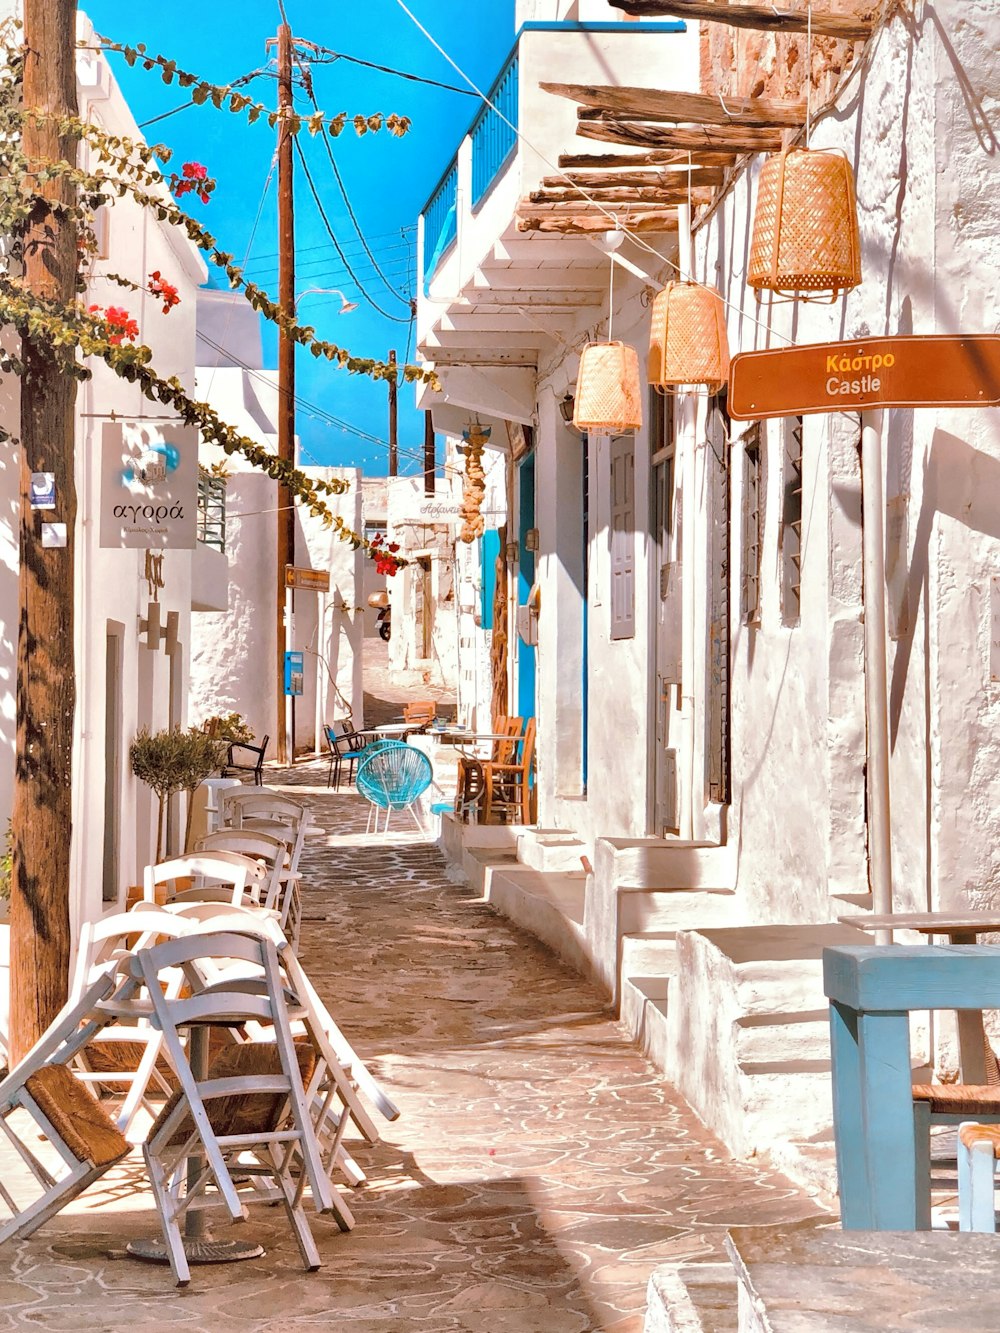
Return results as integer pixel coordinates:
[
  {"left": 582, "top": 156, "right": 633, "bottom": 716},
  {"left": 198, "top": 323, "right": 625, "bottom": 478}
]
[{"left": 10, "top": 0, "right": 80, "bottom": 1060}]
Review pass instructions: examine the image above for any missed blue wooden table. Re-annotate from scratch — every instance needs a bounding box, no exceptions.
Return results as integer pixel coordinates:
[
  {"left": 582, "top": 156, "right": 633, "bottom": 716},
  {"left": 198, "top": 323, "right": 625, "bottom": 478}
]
[{"left": 823, "top": 943, "right": 1000, "bottom": 1230}]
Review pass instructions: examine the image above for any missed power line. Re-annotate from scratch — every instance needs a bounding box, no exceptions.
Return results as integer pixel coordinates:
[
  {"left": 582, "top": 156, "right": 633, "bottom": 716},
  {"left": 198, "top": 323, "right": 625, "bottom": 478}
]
[
  {"left": 297, "top": 55, "right": 413, "bottom": 309},
  {"left": 297, "top": 40, "right": 477, "bottom": 97},
  {"left": 293, "top": 136, "right": 412, "bottom": 323},
  {"left": 196, "top": 330, "right": 433, "bottom": 469},
  {"left": 247, "top": 225, "right": 415, "bottom": 266},
  {"left": 138, "top": 66, "right": 271, "bottom": 129}
]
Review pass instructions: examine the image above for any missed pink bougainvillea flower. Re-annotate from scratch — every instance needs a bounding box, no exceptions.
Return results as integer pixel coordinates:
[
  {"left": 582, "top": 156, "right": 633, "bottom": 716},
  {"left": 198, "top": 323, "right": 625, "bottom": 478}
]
[{"left": 148, "top": 270, "right": 180, "bottom": 314}]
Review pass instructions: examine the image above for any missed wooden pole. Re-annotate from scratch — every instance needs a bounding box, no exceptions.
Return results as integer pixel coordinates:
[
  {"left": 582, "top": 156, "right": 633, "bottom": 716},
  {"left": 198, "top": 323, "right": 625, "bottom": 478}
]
[
  {"left": 276, "top": 22, "right": 295, "bottom": 766},
  {"left": 11, "top": 0, "right": 80, "bottom": 1060},
  {"left": 388, "top": 349, "right": 398, "bottom": 477},
  {"left": 424, "top": 411, "right": 435, "bottom": 496}
]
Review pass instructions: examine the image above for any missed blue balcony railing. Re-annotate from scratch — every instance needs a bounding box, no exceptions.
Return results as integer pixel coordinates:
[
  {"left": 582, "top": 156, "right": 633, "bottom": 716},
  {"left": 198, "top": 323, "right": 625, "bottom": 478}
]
[
  {"left": 422, "top": 160, "right": 458, "bottom": 284},
  {"left": 471, "top": 50, "right": 519, "bottom": 208}
]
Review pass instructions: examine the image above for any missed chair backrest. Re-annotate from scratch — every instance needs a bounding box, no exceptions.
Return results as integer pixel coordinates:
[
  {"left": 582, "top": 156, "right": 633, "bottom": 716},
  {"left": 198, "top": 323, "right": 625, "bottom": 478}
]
[
  {"left": 356, "top": 745, "right": 433, "bottom": 811},
  {"left": 144, "top": 854, "right": 252, "bottom": 908},
  {"left": 493, "top": 715, "right": 525, "bottom": 764},
  {"left": 402, "top": 700, "right": 436, "bottom": 726},
  {"left": 227, "top": 792, "right": 308, "bottom": 824},
  {"left": 71, "top": 907, "right": 194, "bottom": 1000},
  {"left": 519, "top": 717, "right": 537, "bottom": 774}
]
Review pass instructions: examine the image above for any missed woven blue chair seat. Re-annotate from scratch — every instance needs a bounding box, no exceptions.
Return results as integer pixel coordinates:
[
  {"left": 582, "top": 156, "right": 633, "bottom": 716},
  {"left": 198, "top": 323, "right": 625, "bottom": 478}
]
[{"left": 356, "top": 745, "right": 433, "bottom": 815}]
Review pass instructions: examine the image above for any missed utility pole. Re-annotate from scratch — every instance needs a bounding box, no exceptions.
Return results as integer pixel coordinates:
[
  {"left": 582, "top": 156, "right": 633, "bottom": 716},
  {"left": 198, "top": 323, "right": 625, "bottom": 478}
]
[
  {"left": 387, "top": 349, "right": 398, "bottom": 477},
  {"left": 423, "top": 411, "right": 435, "bottom": 495},
  {"left": 10, "top": 0, "right": 80, "bottom": 1059},
  {"left": 275, "top": 21, "right": 296, "bottom": 766}
]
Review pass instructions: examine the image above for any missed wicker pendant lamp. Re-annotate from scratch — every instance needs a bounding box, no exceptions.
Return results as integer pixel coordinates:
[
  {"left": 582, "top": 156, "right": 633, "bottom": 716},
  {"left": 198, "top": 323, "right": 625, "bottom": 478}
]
[
  {"left": 748, "top": 146, "right": 861, "bottom": 299},
  {"left": 648, "top": 282, "right": 730, "bottom": 392},
  {"left": 573, "top": 341, "right": 642, "bottom": 433}
]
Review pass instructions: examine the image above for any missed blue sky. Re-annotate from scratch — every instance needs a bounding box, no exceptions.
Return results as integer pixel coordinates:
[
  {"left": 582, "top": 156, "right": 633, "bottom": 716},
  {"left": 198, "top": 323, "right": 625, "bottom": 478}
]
[{"left": 81, "top": 0, "right": 515, "bottom": 475}]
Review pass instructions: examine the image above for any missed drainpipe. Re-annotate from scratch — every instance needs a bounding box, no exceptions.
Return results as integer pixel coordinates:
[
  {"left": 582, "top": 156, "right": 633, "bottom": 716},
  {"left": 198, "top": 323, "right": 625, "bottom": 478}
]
[{"left": 861, "top": 410, "right": 893, "bottom": 941}]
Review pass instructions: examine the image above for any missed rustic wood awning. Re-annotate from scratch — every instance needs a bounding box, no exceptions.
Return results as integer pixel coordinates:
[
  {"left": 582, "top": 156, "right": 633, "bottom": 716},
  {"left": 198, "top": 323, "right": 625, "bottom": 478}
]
[
  {"left": 557, "top": 148, "right": 741, "bottom": 169},
  {"left": 516, "top": 208, "right": 680, "bottom": 235},
  {"left": 542, "top": 83, "right": 806, "bottom": 129},
  {"left": 575, "top": 119, "right": 785, "bottom": 152},
  {"left": 606, "top": 0, "right": 873, "bottom": 40}
]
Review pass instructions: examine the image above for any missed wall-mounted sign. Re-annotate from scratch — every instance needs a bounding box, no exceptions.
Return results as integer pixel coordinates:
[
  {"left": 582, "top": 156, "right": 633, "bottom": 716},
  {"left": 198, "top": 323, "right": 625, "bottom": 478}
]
[
  {"left": 394, "top": 496, "right": 464, "bottom": 524},
  {"left": 99, "top": 422, "right": 198, "bottom": 548},
  {"left": 41, "top": 522, "right": 67, "bottom": 548},
  {"left": 729, "top": 335, "right": 1000, "bottom": 421},
  {"left": 30, "top": 473, "right": 55, "bottom": 510},
  {"left": 285, "top": 566, "right": 330, "bottom": 592}
]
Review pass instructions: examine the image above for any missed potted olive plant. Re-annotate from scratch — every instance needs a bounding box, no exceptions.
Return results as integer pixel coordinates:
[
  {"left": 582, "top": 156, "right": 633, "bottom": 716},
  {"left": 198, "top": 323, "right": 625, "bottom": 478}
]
[{"left": 130, "top": 726, "right": 228, "bottom": 860}]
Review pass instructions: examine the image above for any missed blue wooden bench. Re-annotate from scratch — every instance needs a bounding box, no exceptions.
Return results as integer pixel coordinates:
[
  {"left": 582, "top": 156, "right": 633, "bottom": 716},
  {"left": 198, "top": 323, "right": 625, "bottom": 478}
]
[{"left": 823, "top": 942, "right": 1000, "bottom": 1230}]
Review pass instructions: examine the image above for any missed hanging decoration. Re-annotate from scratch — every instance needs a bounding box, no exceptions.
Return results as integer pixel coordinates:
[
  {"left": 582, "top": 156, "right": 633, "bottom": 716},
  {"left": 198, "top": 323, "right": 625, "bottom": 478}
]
[
  {"left": 572, "top": 230, "right": 642, "bottom": 433},
  {"left": 573, "top": 342, "right": 643, "bottom": 432},
  {"left": 648, "top": 281, "right": 730, "bottom": 392},
  {"left": 458, "top": 421, "right": 490, "bottom": 544},
  {"left": 748, "top": 146, "right": 861, "bottom": 300}
]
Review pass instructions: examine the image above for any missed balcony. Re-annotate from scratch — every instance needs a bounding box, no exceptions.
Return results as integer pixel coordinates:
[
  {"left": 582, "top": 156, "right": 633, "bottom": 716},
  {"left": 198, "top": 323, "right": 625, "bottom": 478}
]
[{"left": 416, "top": 18, "right": 697, "bottom": 419}]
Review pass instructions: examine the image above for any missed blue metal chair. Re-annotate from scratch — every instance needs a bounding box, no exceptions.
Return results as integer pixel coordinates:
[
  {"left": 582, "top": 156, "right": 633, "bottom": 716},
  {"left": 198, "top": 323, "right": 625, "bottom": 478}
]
[{"left": 355, "top": 744, "right": 433, "bottom": 833}]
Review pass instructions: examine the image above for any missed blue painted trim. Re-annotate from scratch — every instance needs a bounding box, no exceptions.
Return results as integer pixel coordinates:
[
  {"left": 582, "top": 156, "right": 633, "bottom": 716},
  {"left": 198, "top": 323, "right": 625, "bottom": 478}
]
[
  {"left": 480, "top": 529, "right": 500, "bottom": 631},
  {"left": 519, "top": 20, "right": 687, "bottom": 32}
]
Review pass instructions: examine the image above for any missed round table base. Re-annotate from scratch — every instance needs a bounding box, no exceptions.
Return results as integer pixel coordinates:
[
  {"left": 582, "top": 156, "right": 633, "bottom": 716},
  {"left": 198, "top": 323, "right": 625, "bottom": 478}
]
[{"left": 126, "top": 1236, "right": 265, "bottom": 1265}]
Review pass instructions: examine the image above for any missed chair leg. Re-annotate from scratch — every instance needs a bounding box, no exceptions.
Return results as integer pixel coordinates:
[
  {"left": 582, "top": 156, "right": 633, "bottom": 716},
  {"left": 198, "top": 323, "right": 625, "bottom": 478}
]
[
  {"left": 144, "top": 1145, "right": 190, "bottom": 1287},
  {"left": 269, "top": 1149, "right": 322, "bottom": 1271},
  {"left": 961, "top": 1135, "right": 999, "bottom": 1232},
  {"left": 913, "top": 1100, "right": 933, "bottom": 1230}
]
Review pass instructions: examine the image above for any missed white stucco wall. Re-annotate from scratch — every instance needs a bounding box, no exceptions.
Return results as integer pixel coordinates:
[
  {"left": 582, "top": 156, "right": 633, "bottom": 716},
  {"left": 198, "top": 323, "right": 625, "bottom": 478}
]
[{"left": 677, "top": 0, "right": 1000, "bottom": 923}]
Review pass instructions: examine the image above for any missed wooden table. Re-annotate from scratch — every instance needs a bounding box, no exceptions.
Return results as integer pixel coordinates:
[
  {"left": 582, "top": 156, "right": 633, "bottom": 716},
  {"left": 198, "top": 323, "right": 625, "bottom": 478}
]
[
  {"left": 839, "top": 911, "right": 1000, "bottom": 1082},
  {"left": 824, "top": 942, "right": 1000, "bottom": 1229}
]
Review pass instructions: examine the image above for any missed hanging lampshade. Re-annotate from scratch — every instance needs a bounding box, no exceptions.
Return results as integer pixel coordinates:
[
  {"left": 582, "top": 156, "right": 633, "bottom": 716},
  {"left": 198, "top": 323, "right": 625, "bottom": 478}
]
[
  {"left": 748, "top": 146, "right": 861, "bottom": 299},
  {"left": 573, "top": 342, "right": 642, "bottom": 433},
  {"left": 648, "top": 282, "right": 730, "bottom": 392}
]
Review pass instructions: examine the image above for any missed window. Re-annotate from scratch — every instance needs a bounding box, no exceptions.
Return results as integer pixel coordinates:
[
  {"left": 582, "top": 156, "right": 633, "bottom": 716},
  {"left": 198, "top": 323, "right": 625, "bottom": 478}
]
[
  {"left": 196, "top": 473, "right": 226, "bottom": 552},
  {"left": 781, "top": 416, "right": 803, "bottom": 623},
  {"left": 610, "top": 434, "right": 635, "bottom": 640},
  {"left": 741, "top": 424, "right": 763, "bottom": 625}
]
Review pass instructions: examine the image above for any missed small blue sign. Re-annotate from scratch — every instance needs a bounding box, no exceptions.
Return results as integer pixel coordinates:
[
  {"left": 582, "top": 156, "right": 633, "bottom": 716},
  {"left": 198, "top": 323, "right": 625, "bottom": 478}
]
[{"left": 284, "top": 651, "right": 304, "bottom": 697}]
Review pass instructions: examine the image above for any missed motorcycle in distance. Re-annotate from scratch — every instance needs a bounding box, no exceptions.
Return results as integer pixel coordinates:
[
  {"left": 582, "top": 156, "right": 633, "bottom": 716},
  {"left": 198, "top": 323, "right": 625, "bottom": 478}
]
[{"left": 367, "top": 590, "right": 391, "bottom": 642}]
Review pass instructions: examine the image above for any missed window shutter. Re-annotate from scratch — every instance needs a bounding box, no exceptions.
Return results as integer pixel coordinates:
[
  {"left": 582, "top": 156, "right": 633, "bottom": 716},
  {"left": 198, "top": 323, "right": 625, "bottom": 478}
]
[{"left": 610, "top": 435, "right": 635, "bottom": 640}]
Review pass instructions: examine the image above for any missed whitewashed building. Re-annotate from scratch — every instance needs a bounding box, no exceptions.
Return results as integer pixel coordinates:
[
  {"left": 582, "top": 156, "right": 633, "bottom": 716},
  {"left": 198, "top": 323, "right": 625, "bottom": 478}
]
[
  {"left": 417, "top": 0, "right": 1000, "bottom": 1189},
  {"left": 190, "top": 278, "right": 365, "bottom": 755}
]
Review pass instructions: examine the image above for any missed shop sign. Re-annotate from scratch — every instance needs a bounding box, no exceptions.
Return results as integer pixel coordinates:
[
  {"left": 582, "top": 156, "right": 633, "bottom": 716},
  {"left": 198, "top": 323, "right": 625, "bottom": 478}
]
[
  {"left": 394, "top": 496, "right": 464, "bottom": 524},
  {"left": 99, "top": 422, "right": 198, "bottom": 548},
  {"left": 729, "top": 335, "right": 1000, "bottom": 420},
  {"left": 285, "top": 566, "right": 330, "bottom": 592}
]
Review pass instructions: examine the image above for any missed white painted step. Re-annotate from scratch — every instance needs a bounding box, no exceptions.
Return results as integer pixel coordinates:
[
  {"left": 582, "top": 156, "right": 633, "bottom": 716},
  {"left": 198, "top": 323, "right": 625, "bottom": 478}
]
[
  {"left": 483, "top": 865, "right": 595, "bottom": 983},
  {"left": 644, "top": 1262, "right": 737, "bottom": 1333},
  {"left": 517, "top": 828, "right": 590, "bottom": 873}
]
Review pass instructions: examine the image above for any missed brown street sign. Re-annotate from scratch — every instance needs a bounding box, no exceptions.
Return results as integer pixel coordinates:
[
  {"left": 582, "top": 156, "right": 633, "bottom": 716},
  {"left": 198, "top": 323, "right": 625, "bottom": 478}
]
[
  {"left": 285, "top": 565, "right": 330, "bottom": 592},
  {"left": 728, "top": 334, "right": 1000, "bottom": 420}
]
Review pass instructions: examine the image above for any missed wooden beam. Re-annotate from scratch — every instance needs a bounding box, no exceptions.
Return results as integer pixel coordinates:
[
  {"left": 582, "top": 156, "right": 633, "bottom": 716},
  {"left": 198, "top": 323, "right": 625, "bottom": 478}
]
[
  {"left": 528, "top": 186, "right": 716, "bottom": 205},
  {"left": 542, "top": 167, "right": 727, "bottom": 189},
  {"left": 517, "top": 212, "right": 678, "bottom": 234},
  {"left": 543, "top": 81, "right": 806, "bottom": 128},
  {"left": 558, "top": 148, "right": 740, "bottom": 168},
  {"left": 576, "top": 119, "right": 785, "bottom": 152},
  {"left": 607, "top": 0, "right": 873, "bottom": 40}
]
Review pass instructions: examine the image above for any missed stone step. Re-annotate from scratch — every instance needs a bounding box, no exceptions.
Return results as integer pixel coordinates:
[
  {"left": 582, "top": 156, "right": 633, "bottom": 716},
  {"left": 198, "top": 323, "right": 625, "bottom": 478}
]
[
  {"left": 598, "top": 837, "right": 737, "bottom": 892},
  {"left": 644, "top": 1262, "right": 737, "bottom": 1333},
  {"left": 516, "top": 828, "right": 590, "bottom": 874},
  {"left": 733, "top": 1010, "right": 832, "bottom": 1065},
  {"left": 621, "top": 931, "right": 679, "bottom": 980},
  {"left": 621, "top": 973, "right": 671, "bottom": 1071},
  {"left": 482, "top": 865, "right": 595, "bottom": 984},
  {"left": 727, "top": 1226, "right": 1000, "bottom": 1333},
  {"left": 461, "top": 844, "right": 519, "bottom": 896}
]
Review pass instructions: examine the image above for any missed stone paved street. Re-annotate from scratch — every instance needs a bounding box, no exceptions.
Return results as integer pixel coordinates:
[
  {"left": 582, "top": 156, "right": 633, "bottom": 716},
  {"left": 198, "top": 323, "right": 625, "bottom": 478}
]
[{"left": 0, "top": 770, "right": 826, "bottom": 1330}]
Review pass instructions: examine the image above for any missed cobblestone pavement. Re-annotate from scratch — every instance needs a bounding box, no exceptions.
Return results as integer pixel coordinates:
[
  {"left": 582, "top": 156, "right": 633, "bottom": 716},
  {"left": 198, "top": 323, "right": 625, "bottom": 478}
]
[{"left": 0, "top": 767, "right": 826, "bottom": 1331}]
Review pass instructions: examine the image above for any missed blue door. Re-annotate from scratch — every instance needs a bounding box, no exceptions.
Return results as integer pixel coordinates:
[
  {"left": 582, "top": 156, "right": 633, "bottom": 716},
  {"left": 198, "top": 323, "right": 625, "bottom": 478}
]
[{"left": 517, "top": 452, "right": 536, "bottom": 720}]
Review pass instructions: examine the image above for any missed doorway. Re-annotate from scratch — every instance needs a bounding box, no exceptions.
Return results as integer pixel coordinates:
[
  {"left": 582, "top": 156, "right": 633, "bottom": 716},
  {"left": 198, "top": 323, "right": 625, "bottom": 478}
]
[{"left": 102, "top": 624, "right": 124, "bottom": 903}]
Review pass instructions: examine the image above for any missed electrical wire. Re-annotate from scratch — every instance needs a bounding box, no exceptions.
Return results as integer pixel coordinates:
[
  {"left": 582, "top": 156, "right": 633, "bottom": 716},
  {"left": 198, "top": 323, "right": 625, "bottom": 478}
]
[
  {"left": 391, "top": 0, "right": 798, "bottom": 348},
  {"left": 297, "top": 40, "right": 477, "bottom": 97},
  {"left": 293, "top": 136, "right": 413, "bottom": 322},
  {"left": 296, "top": 61, "right": 413, "bottom": 307},
  {"left": 138, "top": 67, "right": 271, "bottom": 129},
  {"left": 197, "top": 330, "right": 436, "bottom": 470}
]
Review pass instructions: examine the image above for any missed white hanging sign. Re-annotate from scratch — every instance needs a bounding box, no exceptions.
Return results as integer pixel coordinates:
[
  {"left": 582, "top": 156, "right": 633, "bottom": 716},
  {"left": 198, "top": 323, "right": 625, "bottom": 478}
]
[{"left": 99, "top": 422, "right": 198, "bottom": 549}]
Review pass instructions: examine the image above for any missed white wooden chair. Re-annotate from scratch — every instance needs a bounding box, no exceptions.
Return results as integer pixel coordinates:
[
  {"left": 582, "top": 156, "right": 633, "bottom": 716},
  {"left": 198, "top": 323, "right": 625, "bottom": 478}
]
[
  {"left": 194, "top": 831, "right": 301, "bottom": 947},
  {"left": 132, "top": 931, "right": 350, "bottom": 1285},
  {"left": 0, "top": 973, "right": 132, "bottom": 1246},
  {"left": 68, "top": 908, "right": 196, "bottom": 1139},
  {"left": 143, "top": 853, "right": 255, "bottom": 910}
]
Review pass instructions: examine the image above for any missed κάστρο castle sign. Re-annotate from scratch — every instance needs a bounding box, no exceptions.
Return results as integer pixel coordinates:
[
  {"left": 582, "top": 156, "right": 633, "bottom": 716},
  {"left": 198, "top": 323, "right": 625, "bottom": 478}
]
[{"left": 728, "top": 335, "right": 1000, "bottom": 420}]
